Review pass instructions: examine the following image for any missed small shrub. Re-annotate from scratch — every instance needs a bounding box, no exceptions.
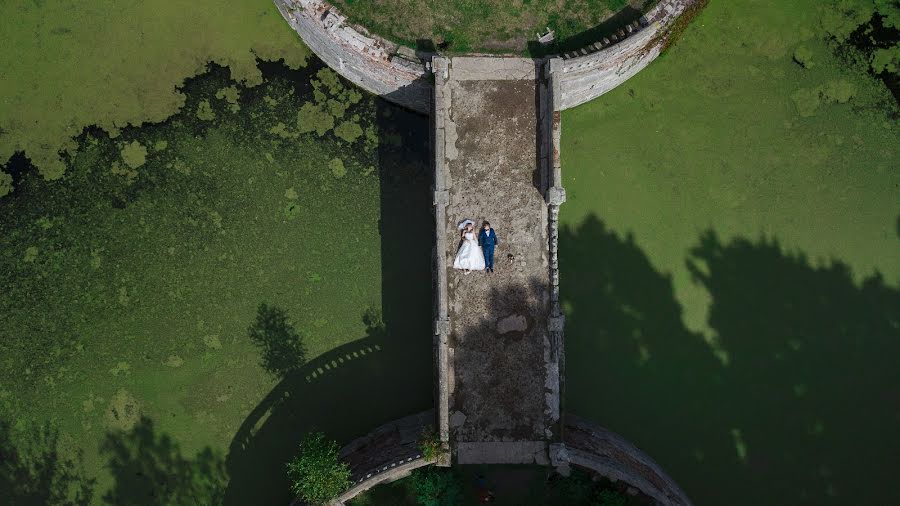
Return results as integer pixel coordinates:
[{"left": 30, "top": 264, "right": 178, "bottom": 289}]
[
  {"left": 286, "top": 432, "right": 351, "bottom": 505},
  {"left": 408, "top": 467, "right": 462, "bottom": 506},
  {"left": 418, "top": 429, "right": 443, "bottom": 461},
  {"left": 597, "top": 489, "right": 628, "bottom": 506}
]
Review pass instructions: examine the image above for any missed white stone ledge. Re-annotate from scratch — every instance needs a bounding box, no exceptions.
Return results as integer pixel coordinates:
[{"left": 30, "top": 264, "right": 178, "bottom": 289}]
[{"left": 449, "top": 56, "right": 537, "bottom": 81}]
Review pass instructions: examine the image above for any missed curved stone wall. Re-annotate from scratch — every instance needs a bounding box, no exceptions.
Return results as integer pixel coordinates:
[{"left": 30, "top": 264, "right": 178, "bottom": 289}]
[
  {"left": 552, "top": 0, "right": 693, "bottom": 110},
  {"left": 275, "top": 0, "right": 431, "bottom": 114},
  {"left": 276, "top": 0, "right": 696, "bottom": 113},
  {"left": 328, "top": 410, "right": 437, "bottom": 505},
  {"left": 560, "top": 415, "right": 692, "bottom": 505}
]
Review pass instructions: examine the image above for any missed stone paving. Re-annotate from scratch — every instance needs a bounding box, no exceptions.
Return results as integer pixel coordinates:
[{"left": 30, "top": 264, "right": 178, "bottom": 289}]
[{"left": 436, "top": 58, "right": 557, "bottom": 464}]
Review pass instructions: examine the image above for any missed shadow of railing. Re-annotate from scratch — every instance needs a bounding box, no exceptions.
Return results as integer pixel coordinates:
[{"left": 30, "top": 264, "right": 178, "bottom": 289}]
[{"left": 222, "top": 72, "right": 435, "bottom": 506}]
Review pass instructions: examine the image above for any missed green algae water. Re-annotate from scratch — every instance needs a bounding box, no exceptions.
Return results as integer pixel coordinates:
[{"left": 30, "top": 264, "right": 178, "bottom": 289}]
[
  {"left": 0, "top": 0, "right": 310, "bottom": 182},
  {"left": 560, "top": 0, "right": 899, "bottom": 504},
  {"left": 0, "top": 60, "right": 433, "bottom": 504}
]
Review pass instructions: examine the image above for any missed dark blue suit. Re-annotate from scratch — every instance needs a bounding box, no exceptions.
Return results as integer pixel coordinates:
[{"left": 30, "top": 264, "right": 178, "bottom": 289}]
[{"left": 478, "top": 228, "right": 498, "bottom": 270}]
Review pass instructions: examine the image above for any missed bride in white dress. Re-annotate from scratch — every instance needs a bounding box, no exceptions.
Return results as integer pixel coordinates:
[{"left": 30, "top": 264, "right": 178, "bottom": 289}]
[{"left": 453, "top": 222, "right": 486, "bottom": 273}]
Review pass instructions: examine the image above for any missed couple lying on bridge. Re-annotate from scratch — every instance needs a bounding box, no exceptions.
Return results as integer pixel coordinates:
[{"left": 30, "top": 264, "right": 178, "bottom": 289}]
[{"left": 453, "top": 219, "right": 499, "bottom": 274}]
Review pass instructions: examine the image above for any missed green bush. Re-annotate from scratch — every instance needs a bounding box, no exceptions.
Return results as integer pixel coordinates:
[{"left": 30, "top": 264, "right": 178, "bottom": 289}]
[
  {"left": 597, "top": 489, "right": 628, "bottom": 506},
  {"left": 286, "top": 432, "right": 351, "bottom": 505},
  {"left": 417, "top": 429, "right": 443, "bottom": 462},
  {"left": 408, "top": 467, "right": 462, "bottom": 506}
]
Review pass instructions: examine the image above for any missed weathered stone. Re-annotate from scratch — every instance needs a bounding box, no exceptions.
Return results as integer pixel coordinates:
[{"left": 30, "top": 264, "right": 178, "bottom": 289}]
[
  {"left": 547, "top": 186, "right": 567, "bottom": 205},
  {"left": 449, "top": 410, "right": 467, "bottom": 428},
  {"left": 438, "top": 60, "right": 556, "bottom": 454},
  {"left": 433, "top": 189, "right": 450, "bottom": 207},
  {"left": 274, "top": 0, "right": 430, "bottom": 113},
  {"left": 548, "top": 315, "right": 565, "bottom": 332},
  {"left": 395, "top": 44, "right": 418, "bottom": 61},
  {"left": 497, "top": 313, "right": 528, "bottom": 334}
]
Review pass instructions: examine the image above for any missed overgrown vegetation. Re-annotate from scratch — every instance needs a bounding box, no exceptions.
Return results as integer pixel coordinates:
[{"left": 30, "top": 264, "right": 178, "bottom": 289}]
[
  {"left": 820, "top": 0, "right": 900, "bottom": 100},
  {"left": 286, "top": 432, "right": 351, "bottom": 505},
  {"left": 417, "top": 429, "right": 444, "bottom": 461},
  {"left": 660, "top": 0, "right": 710, "bottom": 52},
  {"left": 350, "top": 466, "right": 636, "bottom": 505},
  {"left": 407, "top": 467, "right": 464, "bottom": 506}
]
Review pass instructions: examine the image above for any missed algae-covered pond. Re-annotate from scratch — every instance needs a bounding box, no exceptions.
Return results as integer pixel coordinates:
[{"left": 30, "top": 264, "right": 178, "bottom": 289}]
[
  {"left": 1, "top": 0, "right": 898, "bottom": 504},
  {"left": 561, "top": 0, "right": 899, "bottom": 504},
  {"left": 0, "top": 60, "right": 433, "bottom": 504}
]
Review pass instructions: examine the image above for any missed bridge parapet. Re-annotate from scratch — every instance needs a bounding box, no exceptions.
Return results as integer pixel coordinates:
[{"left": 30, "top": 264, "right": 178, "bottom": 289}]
[
  {"left": 560, "top": 415, "right": 693, "bottom": 505},
  {"left": 328, "top": 410, "right": 438, "bottom": 505},
  {"left": 274, "top": 0, "right": 431, "bottom": 113}
]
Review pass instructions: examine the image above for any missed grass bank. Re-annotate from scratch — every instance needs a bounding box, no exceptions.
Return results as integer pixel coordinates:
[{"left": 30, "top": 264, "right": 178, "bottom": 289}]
[
  {"left": 560, "top": 0, "right": 899, "bottom": 504},
  {"left": 0, "top": 60, "right": 433, "bottom": 504}
]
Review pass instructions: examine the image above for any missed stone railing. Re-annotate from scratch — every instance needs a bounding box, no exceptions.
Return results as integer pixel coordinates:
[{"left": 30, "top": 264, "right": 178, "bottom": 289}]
[
  {"left": 431, "top": 57, "right": 451, "bottom": 448},
  {"left": 274, "top": 0, "right": 431, "bottom": 114},
  {"left": 543, "top": 59, "right": 566, "bottom": 372},
  {"left": 327, "top": 410, "right": 438, "bottom": 505},
  {"left": 556, "top": 415, "right": 692, "bottom": 505},
  {"left": 552, "top": 0, "right": 695, "bottom": 109}
]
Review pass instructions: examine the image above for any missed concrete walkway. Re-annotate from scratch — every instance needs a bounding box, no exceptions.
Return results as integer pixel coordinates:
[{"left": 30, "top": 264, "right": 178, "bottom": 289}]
[{"left": 434, "top": 57, "right": 560, "bottom": 465}]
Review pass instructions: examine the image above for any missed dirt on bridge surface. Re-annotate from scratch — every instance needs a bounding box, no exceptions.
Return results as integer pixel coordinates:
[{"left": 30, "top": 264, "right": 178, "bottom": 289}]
[{"left": 440, "top": 62, "right": 556, "bottom": 463}]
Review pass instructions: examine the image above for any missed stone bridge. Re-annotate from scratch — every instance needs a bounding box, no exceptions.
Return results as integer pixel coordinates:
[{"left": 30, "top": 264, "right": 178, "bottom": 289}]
[
  {"left": 431, "top": 56, "right": 564, "bottom": 465},
  {"left": 276, "top": 0, "right": 696, "bottom": 504}
]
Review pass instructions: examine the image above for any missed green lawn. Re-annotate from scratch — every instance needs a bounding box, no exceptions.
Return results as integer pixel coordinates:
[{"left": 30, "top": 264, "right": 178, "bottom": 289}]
[
  {"left": 560, "top": 0, "right": 899, "bottom": 504},
  {"left": 331, "top": 0, "right": 655, "bottom": 54},
  {"left": 0, "top": 61, "right": 433, "bottom": 504}
]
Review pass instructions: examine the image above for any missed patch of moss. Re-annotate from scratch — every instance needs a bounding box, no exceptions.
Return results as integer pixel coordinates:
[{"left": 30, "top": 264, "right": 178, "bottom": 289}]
[
  {"left": 296, "top": 103, "right": 335, "bottom": 136},
  {"left": 0, "top": 172, "right": 12, "bottom": 197},
  {"left": 196, "top": 99, "right": 216, "bottom": 121},
  {"left": 793, "top": 46, "right": 814, "bottom": 68},
  {"left": 334, "top": 121, "right": 364, "bottom": 143},
  {"left": 329, "top": 158, "right": 347, "bottom": 178},
  {"left": 121, "top": 140, "right": 148, "bottom": 169},
  {"left": 269, "top": 122, "right": 297, "bottom": 139},
  {"left": 110, "top": 162, "right": 139, "bottom": 184},
  {"left": 215, "top": 85, "right": 241, "bottom": 112},
  {"left": 792, "top": 80, "right": 858, "bottom": 117}
]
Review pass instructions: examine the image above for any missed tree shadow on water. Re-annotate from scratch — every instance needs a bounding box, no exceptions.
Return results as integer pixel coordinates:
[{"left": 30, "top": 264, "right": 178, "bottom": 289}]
[
  {"left": 0, "top": 419, "right": 95, "bottom": 505},
  {"left": 561, "top": 214, "right": 900, "bottom": 505},
  {"left": 101, "top": 417, "right": 227, "bottom": 505},
  {"left": 248, "top": 303, "right": 308, "bottom": 379},
  {"left": 223, "top": 82, "right": 434, "bottom": 505}
]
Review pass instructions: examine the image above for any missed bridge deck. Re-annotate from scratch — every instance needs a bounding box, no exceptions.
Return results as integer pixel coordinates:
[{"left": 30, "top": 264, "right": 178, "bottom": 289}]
[{"left": 435, "top": 57, "right": 559, "bottom": 464}]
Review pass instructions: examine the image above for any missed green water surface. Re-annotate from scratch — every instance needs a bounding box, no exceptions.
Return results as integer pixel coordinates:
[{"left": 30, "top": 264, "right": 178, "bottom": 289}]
[{"left": 561, "top": 0, "right": 899, "bottom": 504}]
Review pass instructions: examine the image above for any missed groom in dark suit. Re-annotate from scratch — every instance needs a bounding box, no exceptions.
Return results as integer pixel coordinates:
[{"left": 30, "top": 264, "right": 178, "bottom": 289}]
[{"left": 478, "top": 221, "right": 499, "bottom": 273}]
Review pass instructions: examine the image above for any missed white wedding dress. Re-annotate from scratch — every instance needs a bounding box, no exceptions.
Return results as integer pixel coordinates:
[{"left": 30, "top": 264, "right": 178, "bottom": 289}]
[{"left": 453, "top": 232, "right": 486, "bottom": 271}]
